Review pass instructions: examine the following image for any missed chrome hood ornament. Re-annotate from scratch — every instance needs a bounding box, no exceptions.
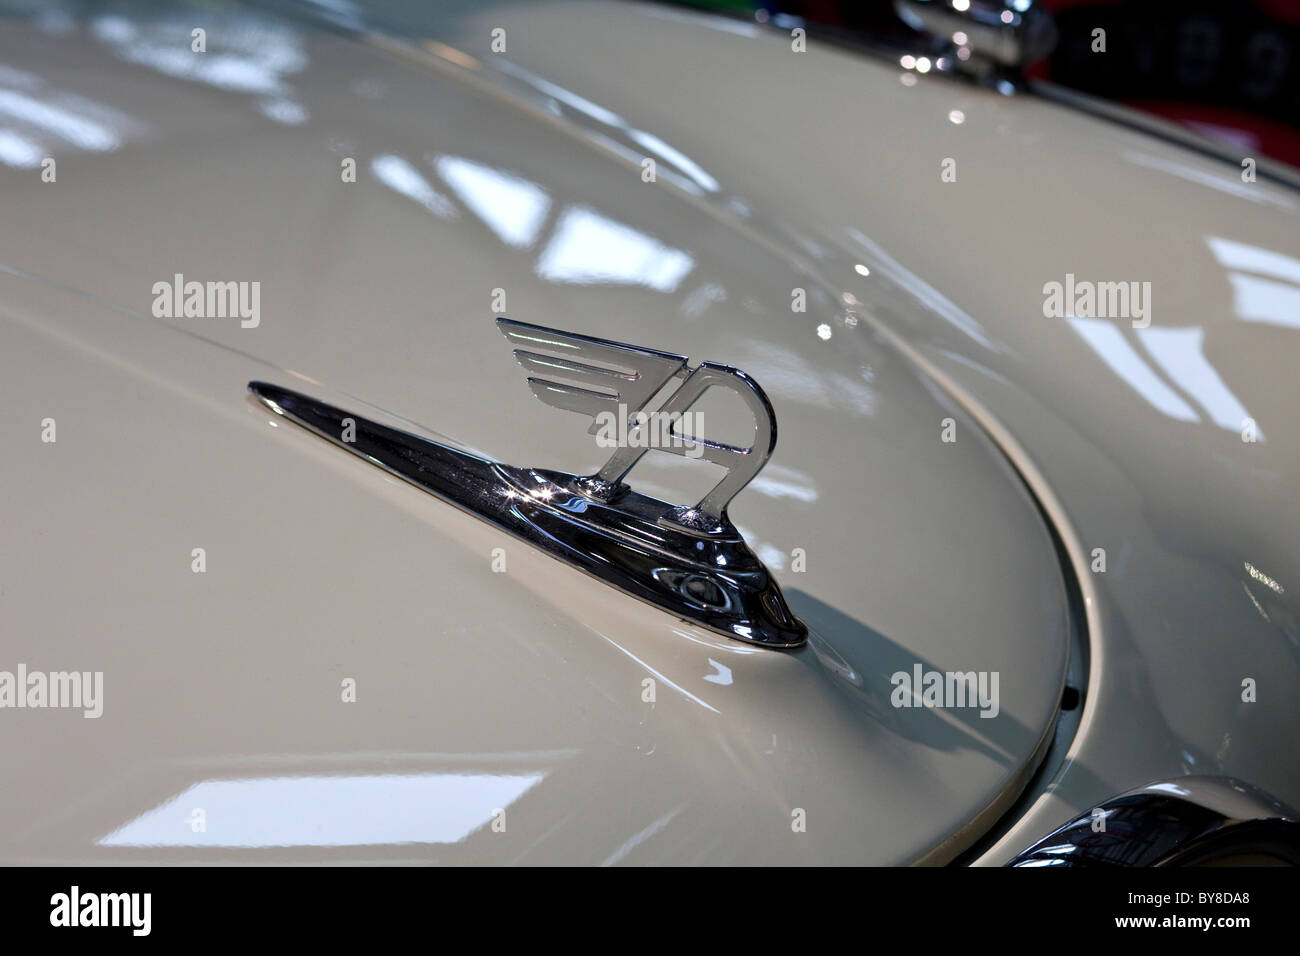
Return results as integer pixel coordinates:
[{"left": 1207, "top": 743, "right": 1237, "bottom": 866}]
[
  {"left": 248, "top": 319, "right": 806, "bottom": 648},
  {"left": 497, "top": 318, "right": 776, "bottom": 534}
]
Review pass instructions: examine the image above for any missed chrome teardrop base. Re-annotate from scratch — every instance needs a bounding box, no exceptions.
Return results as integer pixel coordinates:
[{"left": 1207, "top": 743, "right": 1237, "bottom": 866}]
[{"left": 249, "top": 382, "right": 807, "bottom": 648}]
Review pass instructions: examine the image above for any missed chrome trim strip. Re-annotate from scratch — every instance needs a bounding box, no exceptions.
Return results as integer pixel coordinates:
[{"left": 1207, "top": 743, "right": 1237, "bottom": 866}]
[{"left": 1007, "top": 776, "right": 1300, "bottom": 866}]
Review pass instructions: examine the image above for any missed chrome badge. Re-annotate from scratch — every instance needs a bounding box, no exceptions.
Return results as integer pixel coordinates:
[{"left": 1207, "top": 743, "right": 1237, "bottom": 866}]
[
  {"left": 248, "top": 319, "right": 806, "bottom": 648},
  {"left": 497, "top": 318, "right": 776, "bottom": 535}
]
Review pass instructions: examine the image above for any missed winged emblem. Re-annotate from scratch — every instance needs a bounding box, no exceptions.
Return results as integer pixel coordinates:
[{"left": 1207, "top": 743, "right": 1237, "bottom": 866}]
[{"left": 497, "top": 318, "right": 777, "bottom": 532}]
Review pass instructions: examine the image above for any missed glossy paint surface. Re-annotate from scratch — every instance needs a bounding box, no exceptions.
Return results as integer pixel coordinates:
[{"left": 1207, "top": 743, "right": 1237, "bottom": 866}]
[
  {"left": 0, "top": 0, "right": 1074, "bottom": 864},
  {"left": 402, "top": 0, "right": 1299, "bottom": 861},
  {"left": 0, "top": 0, "right": 1290, "bottom": 864}
]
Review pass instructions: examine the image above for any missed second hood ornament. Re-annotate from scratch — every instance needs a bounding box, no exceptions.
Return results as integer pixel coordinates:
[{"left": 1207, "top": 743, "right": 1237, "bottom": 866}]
[{"left": 249, "top": 319, "right": 806, "bottom": 648}]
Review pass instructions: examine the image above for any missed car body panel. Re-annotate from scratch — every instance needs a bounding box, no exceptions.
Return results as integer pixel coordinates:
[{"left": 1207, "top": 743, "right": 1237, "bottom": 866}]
[
  {"left": 1, "top": 0, "right": 1296, "bottom": 864},
  {"left": 0, "top": 2, "right": 1074, "bottom": 864},
  {"left": 405, "top": 0, "right": 1300, "bottom": 860}
]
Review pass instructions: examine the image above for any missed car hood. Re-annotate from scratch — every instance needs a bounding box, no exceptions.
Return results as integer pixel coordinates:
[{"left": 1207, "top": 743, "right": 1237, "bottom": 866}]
[
  {"left": 375, "top": 0, "right": 1300, "bottom": 861},
  {"left": 0, "top": 1, "right": 1075, "bottom": 864}
]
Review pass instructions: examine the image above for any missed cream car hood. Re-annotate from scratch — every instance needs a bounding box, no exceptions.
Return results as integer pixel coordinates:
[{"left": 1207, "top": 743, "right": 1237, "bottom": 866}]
[{"left": 3, "top": 0, "right": 1282, "bottom": 865}]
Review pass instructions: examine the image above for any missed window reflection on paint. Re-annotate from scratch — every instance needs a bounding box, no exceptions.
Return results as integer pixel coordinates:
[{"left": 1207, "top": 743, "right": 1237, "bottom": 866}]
[
  {"left": 748, "top": 463, "right": 819, "bottom": 504},
  {"left": 1224, "top": 274, "right": 1300, "bottom": 330},
  {"left": 99, "top": 772, "right": 544, "bottom": 848},
  {"left": 435, "top": 155, "right": 551, "bottom": 249},
  {"left": 89, "top": 10, "right": 311, "bottom": 124},
  {"left": 0, "top": 63, "right": 144, "bottom": 167},
  {"left": 1210, "top": 236, "right": 1300, "bottom": 284},
  {"left": 1067, "top": 317, "right": 1199, "bottom": 422},
  {"left": 1137, "top": 326, "right": 1257, "bottom": 435},
  {"left": 0, "top": 90, "right": 120, "bottom": 152},
  {"left": 371, "top": 153, "right": 458, "bottom": 219},
  {"left": 91, "top": 13, "right": 307, "bottom": 97},
  {"left": 371, "top": 152, "right": 692, "bottom": 294},
  {"left": 537, "top": 206, "right": 693, "bottom": 292},
  {"left": 1209, "top": 236, "right": 1300, "bottom": 331}
]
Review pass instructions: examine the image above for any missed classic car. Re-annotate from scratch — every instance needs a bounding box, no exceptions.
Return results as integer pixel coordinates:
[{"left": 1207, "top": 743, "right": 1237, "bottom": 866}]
[{"left": 1, "top": 0, "right": 1297, "bottom": 868}]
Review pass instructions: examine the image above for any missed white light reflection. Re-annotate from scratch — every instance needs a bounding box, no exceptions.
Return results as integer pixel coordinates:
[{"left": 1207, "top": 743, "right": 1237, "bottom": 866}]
[
  {"left": 0, "top": 64, "right": 42, "bottom": 91},
  {"left": 537, "top": 206, "right": 693, "bottom": 292},
  {"left": 1231, "top": 275, "right": 1300, "bottom": 330},
  {"left": 90, "top": 13, "right": 136, "bottom": 44},
  {"left": 1209, "top": 236, "right": 1300, "bottom": 329},
  {"left": 595, "top": 632, "right": 719, "bottom": 714},
  {"left": 1243, "top": 581, "right": 1272, "bottom": 622},
  {"left": 92, "top": 13, "right": 307, "bottom": 97},
  {"left": 1245, "top": 561, "right": 1285, "bottom": 594},
  {"left": 629, "top": 129, "right": 720, "bottom": 192},
  {"left": 300, "top": 0, "right": 365, "bottom": 32},
  {"left": 749, "top": 466, "right": 818, "bottom": 504},
  {"left": 0, "top": 129, "right": 42, "bottom": 168},
  {"left": 496, "top": 60, "right": 622, "bottom": 125},
  {"left": 703, "top": 659, "right": 733, "bottom": 686},
  {"left": 848, "top": 229, "right": 997, "bottom": 350},
  {"left": 598, "top": 806, "right": 684, "bottom": 867},
  {"left": 99, "top": 773, "right": 544, "bottom": 847},
  {"left": 736, "top": 341, "right": 875, "bottom": 415},
  {"left": 1068, "top": 317, "right": 1199, "bottom": 422},
  {"left": 257, "top": 98, "right": 308, "bottom": 125},
  {"left": 1126, "top": 153, "right": 1295, "bottom": 210},
  {"left": 1209, "top": 236, "right": 1300, "bottom": 284},
  {"left": 1185, "top": 120, "right": 1256, "bottom": 153},
  {"left": 1137, "top": 326, "right": 1256, "bottom": 434},
  {"left": 0, "top": 90, "right": 119, "bottom": 151},
  {"left": 756, "top": 543, "right": 786, "bottom": 571},
  {"left": 435, "top": 156, "right": 550, "bottom": 248},
  {"left": 492, "top": 59, "right": 720, "bottom": 194},
  {"left": 371, "top": 154, "right": 458, "bottom": 219},
  {"left": 679, "top": 282, "right": 727, "bottom": 318}
]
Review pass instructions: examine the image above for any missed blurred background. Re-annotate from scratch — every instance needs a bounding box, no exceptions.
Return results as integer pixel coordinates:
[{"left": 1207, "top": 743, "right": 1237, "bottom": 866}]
[{"left": 666, "top": 0, "right": 1300, "bottom": 167}]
